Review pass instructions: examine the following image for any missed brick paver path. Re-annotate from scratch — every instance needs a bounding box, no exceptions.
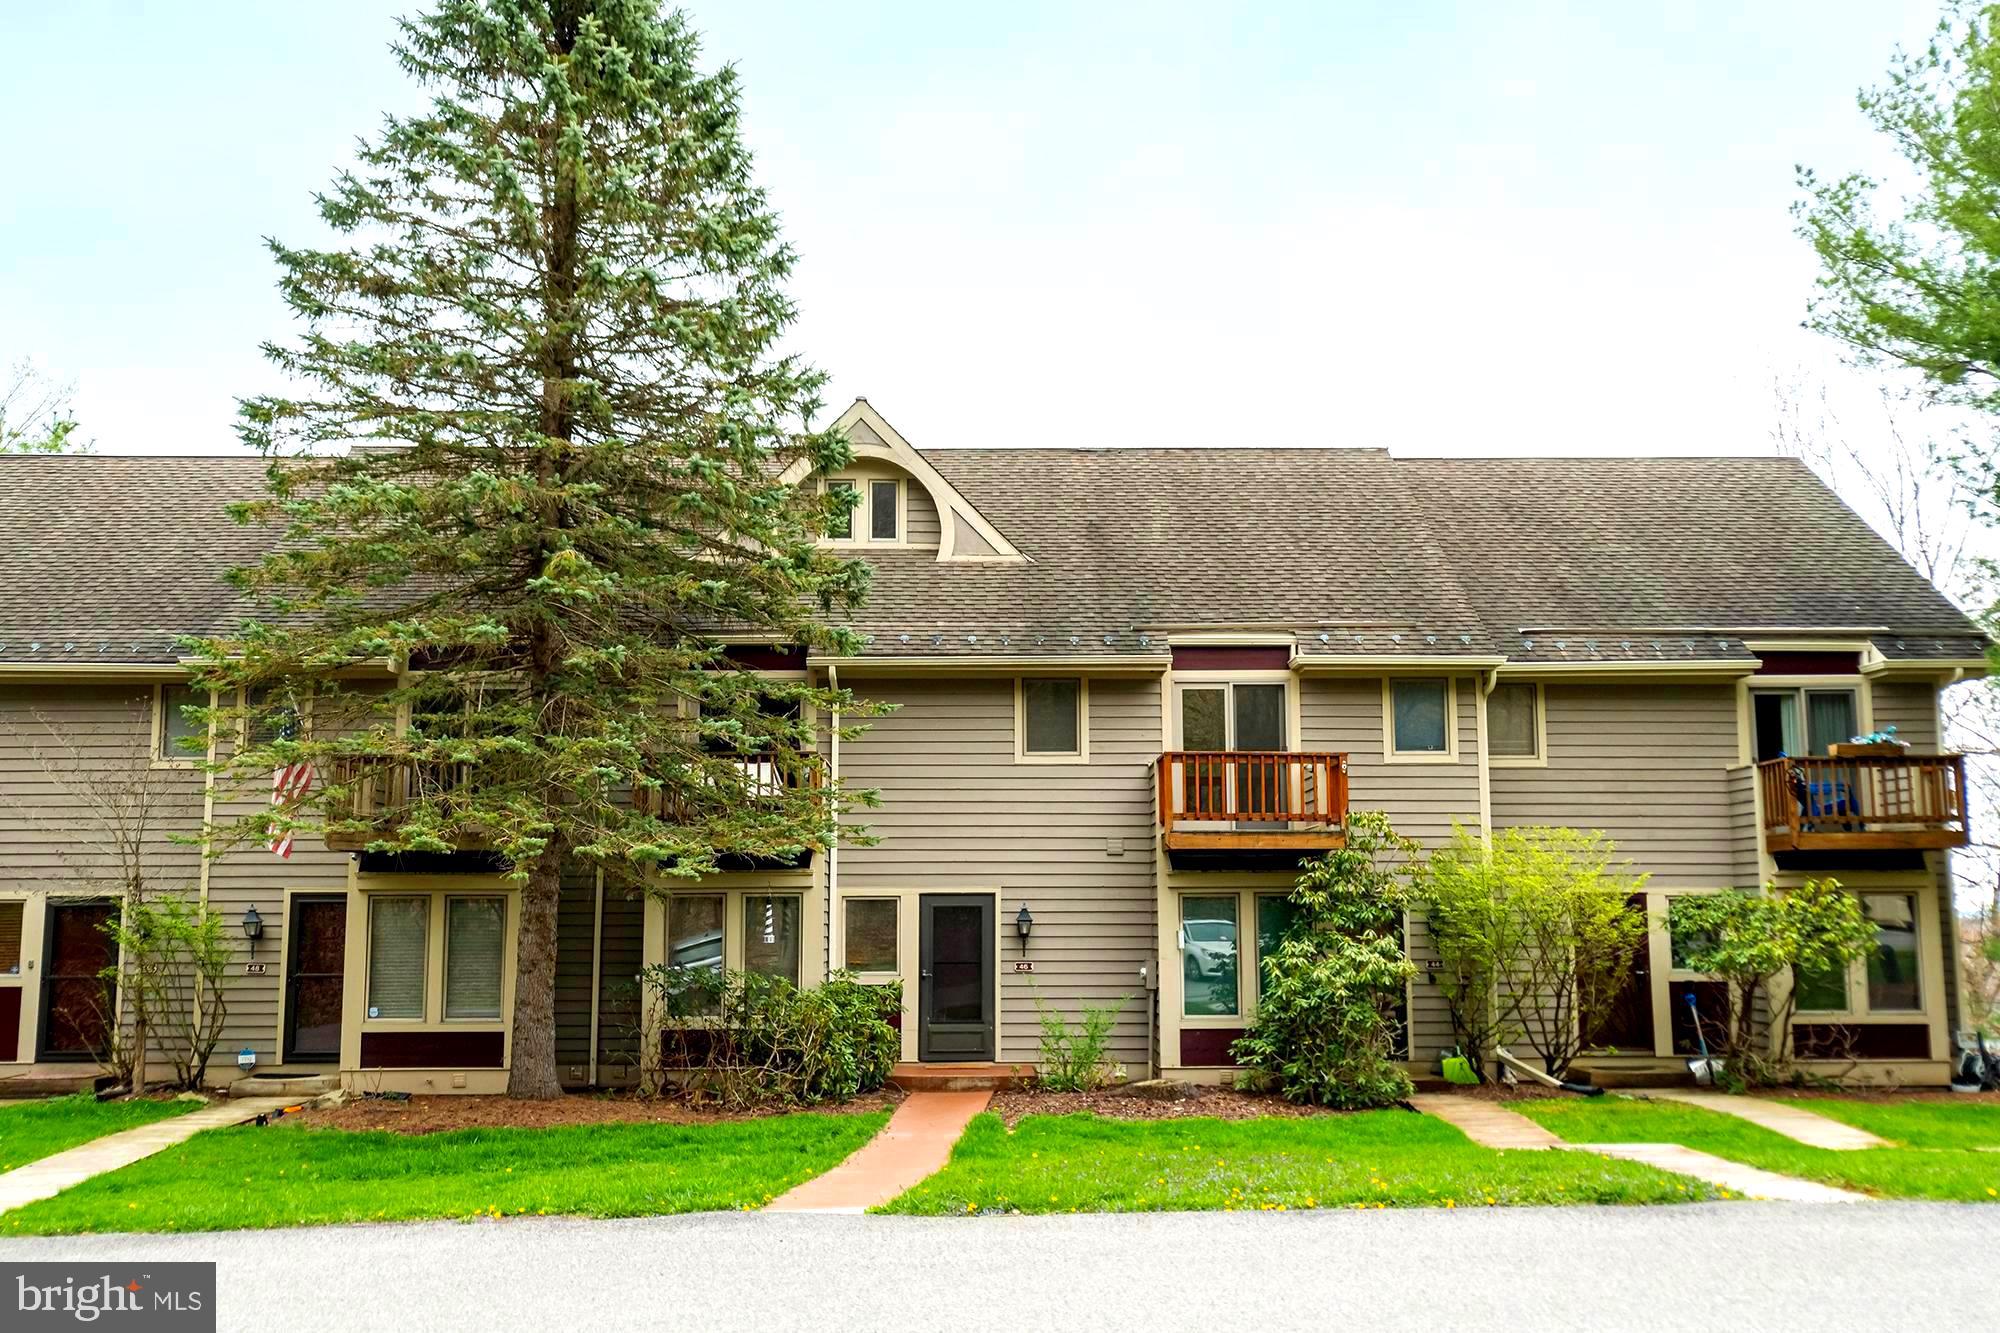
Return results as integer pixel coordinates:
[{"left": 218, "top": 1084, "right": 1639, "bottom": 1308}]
[
  {"left": 0, "top": 1097, "right": 293, "bottom": 1214},
  {"left": 1569, "top": 1142, "right": 1870, "bottom": 1202},
  {"left": 1632, "top": 1091, "right": 1889, "bottom": 1149},
  {"left": 767, "top": 1090, "right": 990, "bottom": 1213}
]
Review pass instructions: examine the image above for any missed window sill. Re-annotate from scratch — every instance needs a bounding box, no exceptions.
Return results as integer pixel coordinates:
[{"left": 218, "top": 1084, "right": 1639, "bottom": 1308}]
[
  {"left": 1014, "top": 752, "right": 1090, "bottom": 766},
  {"left": 1382, "top": 750, "right": 1458, "bottom": 765}
]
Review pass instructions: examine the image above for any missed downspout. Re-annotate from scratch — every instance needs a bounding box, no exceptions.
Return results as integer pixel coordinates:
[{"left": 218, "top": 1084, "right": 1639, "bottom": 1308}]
[{"left": 827, "top": 664, "right": 840, "bottom": 981}]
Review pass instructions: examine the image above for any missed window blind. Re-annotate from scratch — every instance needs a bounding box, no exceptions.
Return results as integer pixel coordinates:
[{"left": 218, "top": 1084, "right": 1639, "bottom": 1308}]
[
  {"left": 0, "top": 901, "right": 20, "bottom": 975},
  {"left": 444, "top": 897, "right": 505, "bottom": 1020},
  {"left": 367, "top": 896, "right": 428, "bottom": 1019}
]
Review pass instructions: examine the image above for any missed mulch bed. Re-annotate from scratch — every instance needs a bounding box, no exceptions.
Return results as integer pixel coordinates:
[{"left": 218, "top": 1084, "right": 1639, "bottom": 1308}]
[
  {"left": 290, "top": 1088, "right": 902, "bottom": 1135},
  {"left": 986, "top": 1087, "right": 1339, "bottom": 1126}
]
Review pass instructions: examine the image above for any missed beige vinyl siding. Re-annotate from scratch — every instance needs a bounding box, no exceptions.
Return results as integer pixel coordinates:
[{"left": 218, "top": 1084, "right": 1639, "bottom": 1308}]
[
  {"left": 1870, "top": 680, "right": 1940, "bottom": 751},
  {"left": 596, "top": 880, "right": 645, "bottom": 1082},
  {"left": 1296, "top": 675, "right": 1479, "bottom": 1067},
  {"left": 553, "top": 865, "right": 596, "bottom": 1083},
  {"left": 837, "top": 675, "right": 1160, "bottom": 1066},
  {"left": 1490, "top": 683, "right": 1740, "bottom": 889},
  {"left": 204, "top": 717, "right": 352, "bottom": 1066},
  {"left": 1727, "top": 764, "right": 1761, "bottom": 884}
]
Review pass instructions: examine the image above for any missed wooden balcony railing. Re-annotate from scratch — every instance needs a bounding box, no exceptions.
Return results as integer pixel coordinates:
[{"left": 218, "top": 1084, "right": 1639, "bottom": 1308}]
[
  {"left": 322, "top": 752, "right": 817, "bottom": 851},
  {"left": 1756, "top": 754, "right": 1969, "bottom": 853},
  {"left": 1156, "top": 750, "right": 1348, "bottom": 852}
]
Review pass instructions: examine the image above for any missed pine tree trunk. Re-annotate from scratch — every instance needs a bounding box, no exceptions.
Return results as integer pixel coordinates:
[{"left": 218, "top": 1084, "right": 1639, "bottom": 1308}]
[{"left": 508, "top": 845, "right": 566, "bottom": 1099}]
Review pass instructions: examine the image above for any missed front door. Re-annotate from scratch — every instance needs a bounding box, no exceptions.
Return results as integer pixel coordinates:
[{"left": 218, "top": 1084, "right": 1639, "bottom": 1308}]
[
  {"left": 1587, "top": 894, "right": 1655, "bottom": 1052},
  {"left": 918, "top": 894, "right": 994, "bottom": 1062},
  {"left": 284, "top": 896, "right": 347, "bottom": 1062},
  {"left": 40, "top": 900, "right": 116, "bottom": 1061}
]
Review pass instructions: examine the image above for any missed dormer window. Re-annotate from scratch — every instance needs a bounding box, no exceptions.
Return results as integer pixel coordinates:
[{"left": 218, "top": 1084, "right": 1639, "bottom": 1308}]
[{"left": 824, "top": 475, "right": 904, "bottom": 545}]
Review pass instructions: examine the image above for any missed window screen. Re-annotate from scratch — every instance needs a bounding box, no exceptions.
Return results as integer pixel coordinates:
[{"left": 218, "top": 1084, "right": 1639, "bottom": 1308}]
[
  {"left": 869, "top": 480, "right": 899, "bottom": 540},
  {"left": 444, "top": 897, "right": 505, "bottom": 1020},
  {"left": 744, "top": 894, "right": 801, "bottom": 984},
  {"left": 1488, "top": 683, "right": 1537, "bottom": 757},
  {"left": 844, "top": 899, "right": 898, "bottom": 973},
  {"left": 667, "top": 894, "right": 725, "bottom": 1015},
  {"left": 159, "top": 685, "right": 204, "bottom": 759},
  {"left": 826, "top": 480, "right": 856, "bottom": 540},
  {"left": 367, "top": 896, "right": 428, "bottom": 1019},
  {"left": 1864, "top": 894, "right": 1921, "bottom": 1011},
  {"left": 0, "top": 900, "right": 20, "bottom": 975},
  {"left": 1392, "top": 680, "right": 1448, "bottom": 753},
  {"left": 1022, "top": 678, "right": 1081, "bottom": 754}
]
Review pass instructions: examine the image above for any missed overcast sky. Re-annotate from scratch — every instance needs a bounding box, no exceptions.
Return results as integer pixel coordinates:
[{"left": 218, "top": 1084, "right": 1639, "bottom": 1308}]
[{"left": 0, "top": 1, "right": 1952, "bottom": 457}]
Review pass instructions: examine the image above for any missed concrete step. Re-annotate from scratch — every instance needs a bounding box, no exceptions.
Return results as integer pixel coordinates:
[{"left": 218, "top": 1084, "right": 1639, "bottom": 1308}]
[
  {"left": 889, "top": 1062, "right": 1035, "bottom": 1092},
  {"left": 0, "top": 1073, "right": 106, "bottom": 1100},
  {"left": 228, "top": 1073, "right": 340, "bottom": 1099}
]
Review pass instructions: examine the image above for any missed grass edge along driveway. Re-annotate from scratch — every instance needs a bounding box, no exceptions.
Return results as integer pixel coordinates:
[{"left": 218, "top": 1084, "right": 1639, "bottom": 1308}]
[
  {"left": 1516, "top": 1096, "right": 2000, "bottom": 1203},
  {"left": 0, "top": 1094, "right": 199, "bottom": 1174},
  {"left": 2, "top": 1111, "right": 889, "bottom": 1234},
  {"left": 878, "top": 1110, "right": 1717, "bottom": 1215}
]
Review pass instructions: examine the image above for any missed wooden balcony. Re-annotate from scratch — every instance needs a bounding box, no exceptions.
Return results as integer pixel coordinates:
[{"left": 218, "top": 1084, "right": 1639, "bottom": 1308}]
[
  {"left": 1756, "top": 754, "right": 1969, "bottom": 853},
  {"left": 1157, "top": 750, "right": 1348, "bottom": 854},
  {"left": 322, "top": 752, "right": 816, "bottom": 853}
]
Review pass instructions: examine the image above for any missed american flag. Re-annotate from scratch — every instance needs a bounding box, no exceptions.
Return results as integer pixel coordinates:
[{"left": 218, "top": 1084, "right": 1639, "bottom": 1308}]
[{"left": 269, "top": 760, "right": 314, "bottom": 858}]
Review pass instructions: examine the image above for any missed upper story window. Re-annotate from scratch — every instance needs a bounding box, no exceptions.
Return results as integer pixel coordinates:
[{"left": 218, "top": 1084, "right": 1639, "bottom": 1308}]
[
  {"left": 1751, "top": 688, "right": 1857, "bottom": 761},
  {"left": 1017, "top": 677, "right": 1087, "bottom": 762},
  {"left": 1487, "top": 681, "right": 1541, "bottom": 762},
  {"left": 1387, "top": 678, "right": 1453, "bottom": 760},
  {"left": 824, "top": 475, "right": 903, "bottom": 544},
  {"left": 154, "top": 683, "right": 205, "bottom": 765}
]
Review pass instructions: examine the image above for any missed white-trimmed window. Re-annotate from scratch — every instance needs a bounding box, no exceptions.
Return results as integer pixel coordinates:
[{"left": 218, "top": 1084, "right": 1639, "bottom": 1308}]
[
  {"left": 843, "top": 898, "right": 899, "bottom": 974},
  {"left": 1793, "top": 891, "right": 1924, "bottom": 1016},
  {"left": 744, "top": 893, "right": 802, "bottom": 985},
  {"left": 443, "top": 896, "right": 506, "bottom": 1020},
  {"left": 154, "top": 684, "right": 205, "bottom": 764},
  {"left": 1750, "top": 687, "right": 1858, "bottom": 761},
  {"left": 0, "top": 900, "right": 21, "bottom": 975},
  {"left": 366, "top": 896, "right": 428, "bottom": 1020},
  {"left": 824, "top": 475, "right": 903, "bottom": 544},
  {"left": 1487, "top": 681, "right": 1542, "bottom": 762},
  {"left": 1180, "top": 895, "right": 1239, "bottom": 1017},
  {"left": 1387, "top": 678, "right": 1454, "bottom": 760},
  {"left": 1017, "top": 677, "right": 1087, "bottom": 762}
]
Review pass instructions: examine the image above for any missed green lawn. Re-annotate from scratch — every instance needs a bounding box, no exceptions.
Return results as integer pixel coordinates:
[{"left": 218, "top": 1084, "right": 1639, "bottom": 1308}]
[
  {"left": 1, "top": 1112, "right": 888, "bottom": 1234},
  {"left": 1518, "top": 1097, "right": 2000, "bottom": 1202},
  {"left": 1767, "top": 1097, "right": 2000, "bottom": 1150},
  {"left": 0, "top": 1095, "right": 199, "bottom": 1174},
  {"left": 879, "top": 1111, "right": 1717, "bottom": 1215}
]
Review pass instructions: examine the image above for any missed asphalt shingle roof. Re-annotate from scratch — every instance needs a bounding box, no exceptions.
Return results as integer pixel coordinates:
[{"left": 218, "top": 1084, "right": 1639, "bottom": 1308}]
[{"left": 0, "top": 448, "right": 1984, "bottom": 666}]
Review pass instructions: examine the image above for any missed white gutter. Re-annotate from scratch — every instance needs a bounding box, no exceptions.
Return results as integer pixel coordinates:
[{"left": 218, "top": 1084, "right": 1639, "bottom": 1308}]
[{"left": 827, "top": 663, "right": 840, "bottom": 974}]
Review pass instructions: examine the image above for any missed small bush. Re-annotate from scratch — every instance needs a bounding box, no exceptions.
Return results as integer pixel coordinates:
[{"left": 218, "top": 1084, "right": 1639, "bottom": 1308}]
[
  {"left": 1033, "top": 991, "right": 1128, "bottom": 1091},
  {"left": 643, "top": 966, "right": 901, "bottom": 1108}
]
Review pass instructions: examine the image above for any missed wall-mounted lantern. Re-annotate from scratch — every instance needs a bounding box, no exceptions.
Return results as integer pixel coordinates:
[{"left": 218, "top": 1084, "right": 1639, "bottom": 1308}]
[
  {"left": 1015, "top": 902, "right": 1034, "bottom": 950},
  {"left": 242, "top": 905, "right": 264, "bottom": 954}
]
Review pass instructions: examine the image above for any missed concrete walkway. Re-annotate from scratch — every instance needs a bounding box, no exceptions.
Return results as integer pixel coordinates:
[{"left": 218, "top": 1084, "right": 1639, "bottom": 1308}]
[
  {"left": 767, "top": 1091, "right": 989, "bottom": 1213},
  {"left": 1570, "top": 1143, "right": 1871, "bottom": 1203},
  {"left": 0, "top": 1097, "right": 292, "bottom": 1214},
  {"left": 1634, "top": 1091, "right": 1890, "bottom": 1149},
  {"left": 1407, "top": 1094, "right": 1562, "bottom": 1149}
]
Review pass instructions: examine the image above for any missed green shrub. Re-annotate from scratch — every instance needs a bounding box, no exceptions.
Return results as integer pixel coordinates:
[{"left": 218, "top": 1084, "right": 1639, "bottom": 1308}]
[
  {"left": 1033, "top": 990, "right": 1128, "bottom": 1091},
  {"left": 642, "top": 966, "right": 901, "bottom": 1107},
  {"left": 1231, "top": 811, "right": 1417, "bottom": 1109}
]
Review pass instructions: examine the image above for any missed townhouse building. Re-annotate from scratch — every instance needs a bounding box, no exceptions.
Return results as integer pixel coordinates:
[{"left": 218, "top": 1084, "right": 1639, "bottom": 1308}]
[{"left": 0, "top": 400, "right": 1984, "bottom": 1093}]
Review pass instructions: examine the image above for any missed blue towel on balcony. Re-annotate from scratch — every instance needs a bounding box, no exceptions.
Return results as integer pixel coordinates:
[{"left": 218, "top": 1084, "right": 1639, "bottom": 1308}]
[{"left": 1802, "top": 780, "right": 1854, "bottom": 818}]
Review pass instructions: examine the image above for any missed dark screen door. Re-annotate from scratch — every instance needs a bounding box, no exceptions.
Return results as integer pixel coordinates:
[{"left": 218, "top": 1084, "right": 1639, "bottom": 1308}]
[
  {"left": 918, "top": 894, "right": 994, "bottom": 1061},
  {"left": 285, "top": 896, "right": 347, "bottom": 1062},
  {"left": 41, "top": 900, "right": 116, "bottom": 1060},
  {"left": 1588, "top": 894, "right": 1655, "bottom": 1052}
]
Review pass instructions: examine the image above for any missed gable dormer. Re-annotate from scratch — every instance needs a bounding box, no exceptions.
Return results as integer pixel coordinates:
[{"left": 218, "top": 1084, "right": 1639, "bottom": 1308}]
[{"left": 795, "top": 399, "right": 1026, "bottom": 564}]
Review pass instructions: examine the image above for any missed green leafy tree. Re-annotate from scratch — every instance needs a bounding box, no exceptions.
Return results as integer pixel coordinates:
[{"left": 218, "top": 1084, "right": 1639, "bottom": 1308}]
[
  {"left": 189, "top": 0, "right": 871, "bottom": 1097},
  {"left": 1, "top": 359, "right": 85, "bottom": 453},
  {"left": 1231, "top": 811, "right": 1418, "bottom": 1109},
  {"left": 1486, "top": 827, "right": 1649, "bottom": 1079},
  {"left": 102, "top": 895, "right": 236, "bottom": 1091},
  {"left": 1667, "top": 880, "right": 1879, "bottom": 1085},
  {"left": 1796, "top": 1, "right": 2000, "bottom": 438},
  {"left": 1411, "top": 825, "right": 1525, "bottom": 1082}
]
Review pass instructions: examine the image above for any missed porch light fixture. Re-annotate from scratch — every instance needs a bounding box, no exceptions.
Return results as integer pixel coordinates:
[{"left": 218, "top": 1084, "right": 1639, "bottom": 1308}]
[
  {"left": 242, "top": 906, "right": 264, "bottom": 953},
  {"left": 1015, "top": 902, "right": 1034, "bottom": 950}
]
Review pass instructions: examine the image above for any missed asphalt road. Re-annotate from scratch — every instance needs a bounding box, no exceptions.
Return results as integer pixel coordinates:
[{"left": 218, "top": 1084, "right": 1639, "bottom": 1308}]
[{"left": 3, "top": 1204, "right": 1994, "bottom": 1332}]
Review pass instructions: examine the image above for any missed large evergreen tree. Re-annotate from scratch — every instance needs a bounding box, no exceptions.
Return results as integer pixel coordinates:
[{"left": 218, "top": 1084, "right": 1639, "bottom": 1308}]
[{"left": 190, "top": 0, "right": 869, "bottom": 1097}]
